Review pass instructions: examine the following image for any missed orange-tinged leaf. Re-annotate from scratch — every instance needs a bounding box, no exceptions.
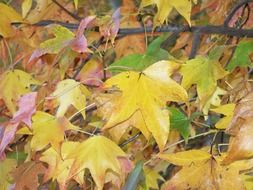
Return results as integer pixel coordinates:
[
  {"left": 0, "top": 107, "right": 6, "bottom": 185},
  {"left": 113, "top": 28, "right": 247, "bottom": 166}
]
[
  {"left": 223, "top": 117, "right": 253, "bottom": 165},
  {"left": 0, "top": 158, "right": 16, "bottom": 190},
  {"left": 0, "top": 3, "right": 23, "bottom": 37},
  {"left": 211, "top": 103, "right": 235, "bottom": 129},
  {"left": 13, "top": 161, "right": 46, "bottom": 190},
  {"left": 0, "top": 69, "right": 40, "bottom": 114},
  {"left": 180, "top": 56, "right": 228, "bottom": 109},
  {"left": 158, "top": 149, "right": 211, "bottom": 166},
  {"left": 162, "top": 155, "right": 253, "bottom": 190},
  {"left": 50, "top": 79, "right": 90, "bottom": 118},
  {"left": 103, "top": 60, "right": 188, "bottom": 151},
  {"left": 68, "top": 136, "right": 127, "bottom": 190},
  {"left": 28, "top": 111, "right": 79, "bottom": 151}
]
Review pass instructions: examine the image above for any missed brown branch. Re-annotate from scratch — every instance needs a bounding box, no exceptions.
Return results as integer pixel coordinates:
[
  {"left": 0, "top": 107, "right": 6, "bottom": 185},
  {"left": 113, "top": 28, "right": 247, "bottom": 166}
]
[{"left": 52, "top": 0, "right": 81, "bottom": 21}]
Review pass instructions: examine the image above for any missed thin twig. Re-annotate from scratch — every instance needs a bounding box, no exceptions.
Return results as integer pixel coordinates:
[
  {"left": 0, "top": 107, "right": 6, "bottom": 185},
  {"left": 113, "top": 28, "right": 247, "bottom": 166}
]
[
  {"left": 119, "top": 132, "right": 142, "bottom": 147},
  {"left": 224, "top": 0, "right": 253, "bottom": 27},
  {"left": 52, "top": 0, "right": 81, "bottom": 21}
]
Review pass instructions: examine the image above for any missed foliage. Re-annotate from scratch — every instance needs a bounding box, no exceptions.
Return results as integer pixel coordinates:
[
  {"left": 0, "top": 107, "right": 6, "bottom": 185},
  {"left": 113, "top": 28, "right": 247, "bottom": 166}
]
[{"left": 0, "top": 0, "right": 253, "bottom": 189}]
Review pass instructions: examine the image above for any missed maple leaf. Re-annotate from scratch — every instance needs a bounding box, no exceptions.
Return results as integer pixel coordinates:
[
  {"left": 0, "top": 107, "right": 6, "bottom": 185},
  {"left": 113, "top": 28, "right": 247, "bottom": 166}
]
[
  {"left": 12, "top": 161, "right": 46, "bottom": 190},
  {"left": 40, "top": 141, "right": 84, "bottom": 190},
  {"left": 0, "top": 69, "right": 40, "bottom": 114},
  {"left": 139, "top": 167, "right": 164, "bottom": 190},
  {"left": 141, "top": 0, "right": 196, "bottom": 26},
  {"left": 211, "top": 103, "right": 235, "bottom": 129},
  {"left": 50, "top": 79, "right": 90, "bottom": 118},
  {"left": 29, "top": 16, "right": 95, "bottom": 61},
  {"left": 0, "top": 92, "right": 37, "bottom": 157},
  {"left": 159, "top": 150, "right": 253, "bottom": 190},
  {"left": 20, "top": 111, "right": 79, "bottom": 152},
  {"left": 158, "top": 149, "right": 211, "bottom": 166},
  {"left": 102, "top": 60, "right": 188, "bottom": 151},
  {"left": 68, "top": 136, "right": 128, "bottom": 190},
  {"left": 180, "top": 56, "right": 228, "bottom": 109},
  {"left": 0, "top": 158, "right": 16, "bottom": 190},
  {"left": 0, "top": 3, "right": 23, "bottom": 37}
]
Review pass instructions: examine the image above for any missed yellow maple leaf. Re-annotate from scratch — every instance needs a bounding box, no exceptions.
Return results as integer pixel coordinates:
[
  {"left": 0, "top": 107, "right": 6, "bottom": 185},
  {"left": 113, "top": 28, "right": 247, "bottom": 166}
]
[
  {"left": 68, "top": 136, "right": 127, "bottom": 190},
  {"left": 180, "top": 56, "right": 228, "bottom": 109},
  {"left": 139, "top": 167, "right": 164, "bottom": 190},
  {"left": 158, "top": 149, "right": 211, "bottom": 166},
  {"left": 40, "top": 141, "right": 84, "bottom": 189},
  {"left": 0, "top": 3, "right": 23, "bottom": 37},
  {"left": 160, "top": 150, "right": 253, "bottom": 190},
  {"left": 103, "top": 60, "right": 188, "bottom": 151},
  {"left": 50, "top": 79, "right": 90, "bottom": 118},
  {"left": 0, "top": 158, "right": 16, "bottom": 190},
  {"left": 0, "top": 69, "right": 40, "bottom": 114},
  {"left": 202, "top": 87, "right": 227, "bottom": 116},
  {"left": 141, "top": 0, "right": 195, "bottom": 26},
  {"left": 22, "top": 111, "right": 79, "bottom": 152},
  {"left": 211, "top": 103, "right": 235, "bottom": 129}
]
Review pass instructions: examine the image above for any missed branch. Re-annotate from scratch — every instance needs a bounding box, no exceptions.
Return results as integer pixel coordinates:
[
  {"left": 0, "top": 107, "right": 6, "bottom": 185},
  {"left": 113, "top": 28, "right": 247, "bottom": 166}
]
[
  {"left": 52, "top": 0, "right": 81, "bottom": 21},
  {"left": 224, "top": 0, "right": 253, "bottom": 27}
]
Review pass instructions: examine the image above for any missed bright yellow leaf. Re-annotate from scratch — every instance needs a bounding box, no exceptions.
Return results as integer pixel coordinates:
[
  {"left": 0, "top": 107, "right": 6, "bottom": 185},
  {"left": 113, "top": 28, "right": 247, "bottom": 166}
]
[
  {"left": 141, "top": 0, "right": 194, "bottom": 26},
  {"left": 180, "top": 56, "right": 228, "bottom": 109},
  {"left": 0, "top": 69, "right": 40, "bottom": 114},
  {"left": 29, "top": 111, "right": 79, "bottom": 152},
  {"left": 103, "top": 60, "right": 188, "bottom": 151},
  {"left": 40, "top": 141, "right": 84, "bottom": 189},
  {"left": 22, "top": 0, "right": 32, "bottom": 18},
  {"left": 50, "top": 79, "right": 90, "bottom": 118},
  {"left": 158, "top": 149, "right": 211, "bottom": 166},
  {"left": 139, "top": 167, "right": 164, "bottom": 190},
  {"left": 0, "top": 159, "right": 16, "bottom": 190},
  {"left": 0, "top": 3, "right": 23, "bottom": 37},
  {"left": 211, "top": 103, "right": 235, "bottom": 129},
  {"left": 68, "top": 136, "right": 127, "bottom": 190},
  {"left": 202, "top": 87, "right": 227, "bottom": 117}
]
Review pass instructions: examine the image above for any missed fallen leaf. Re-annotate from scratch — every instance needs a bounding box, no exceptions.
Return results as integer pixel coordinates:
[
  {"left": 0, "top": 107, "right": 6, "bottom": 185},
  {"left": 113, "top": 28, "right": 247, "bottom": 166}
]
[
  {"left": 180, "top": 56, "right": 228, "bottom": 109},
  {"left": 0, "top": 69, "right": 40, "bottom": 114},
  {"left": 139, "top": 167, "right": 164, "bottom": 190},
  {"left": 50, "top": 79, "right": 90, "bottom": 118},
  {"left": 68, "top": 136, "right": 127, "bottom": 190},
  {"left": 103, "top": 60, "right": 188, "bottom": 151},
  {"left": 211, "top": 103, "right": 235, "bottom": 129},
  {"left": 13, "top": 161, "right": 46, "bottom": 190}
]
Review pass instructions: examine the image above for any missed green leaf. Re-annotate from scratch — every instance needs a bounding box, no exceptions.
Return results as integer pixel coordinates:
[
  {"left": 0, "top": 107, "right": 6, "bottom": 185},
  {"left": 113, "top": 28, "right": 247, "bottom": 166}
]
[
  {"left": 168, "top": 107, "right": 190, "bottom": 142},
  {"left": 226, "top": 41, "right": 253, "bottom": 71},
  {"left": 109, "top": 35, "right": 170, "bottom": 72},
  {"left": 123, "top": 161, "right": 145, "bottom": 190}
]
